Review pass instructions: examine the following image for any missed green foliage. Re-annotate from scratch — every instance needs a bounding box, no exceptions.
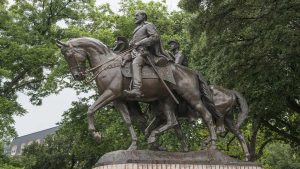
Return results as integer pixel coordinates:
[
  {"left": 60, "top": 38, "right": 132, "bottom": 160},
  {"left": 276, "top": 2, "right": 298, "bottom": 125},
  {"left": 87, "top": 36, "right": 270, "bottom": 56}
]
[
  {"left": 260, "top": 143, "right": 300, "bottom": 169},
  {"left": 0, "top": 0, "right": 96, "bottom": 141},
  {"left": 0, "top": 142, "right": 24, "bottom": 169},
  {"left": 179, "top": 0, "right": 300, "bottom": 161},
  {"left": 2, "top": 0, "right": 299, "bottom": 168},
  {"left": 20, "top": 101, "right": 130, "bottom": 169}
]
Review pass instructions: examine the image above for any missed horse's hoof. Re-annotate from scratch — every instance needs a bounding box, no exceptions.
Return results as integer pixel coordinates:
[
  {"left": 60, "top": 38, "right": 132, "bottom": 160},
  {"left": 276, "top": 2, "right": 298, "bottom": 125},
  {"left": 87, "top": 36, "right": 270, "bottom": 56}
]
[
  {"left": 93, "top": 132, "right": 102, "bottom": 143},
  {"left": 245, "top": 154, "right": 251, "bottom": 161},
  {"left": 147, "top": 135, "right": 156, "bottom": 144},
  {"left": 149, "top": 144, "right": 167, "bottom": 151}
]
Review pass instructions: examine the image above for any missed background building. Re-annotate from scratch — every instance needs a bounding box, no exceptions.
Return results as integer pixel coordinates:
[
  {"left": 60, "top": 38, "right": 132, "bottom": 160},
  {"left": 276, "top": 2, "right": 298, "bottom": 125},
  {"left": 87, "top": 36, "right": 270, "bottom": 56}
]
[{"left": 5, "top": 126, "right": 59, "bottom": 156}]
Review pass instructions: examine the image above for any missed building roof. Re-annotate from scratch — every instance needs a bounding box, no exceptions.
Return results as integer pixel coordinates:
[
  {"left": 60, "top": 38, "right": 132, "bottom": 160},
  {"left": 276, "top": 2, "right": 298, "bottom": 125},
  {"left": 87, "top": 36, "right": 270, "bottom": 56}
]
[
  {"left": 11, "top": 126, "right": 59, "bottom": 145},
  {"left": 6, "top": 126, "right": 59, "bottom": 156}
]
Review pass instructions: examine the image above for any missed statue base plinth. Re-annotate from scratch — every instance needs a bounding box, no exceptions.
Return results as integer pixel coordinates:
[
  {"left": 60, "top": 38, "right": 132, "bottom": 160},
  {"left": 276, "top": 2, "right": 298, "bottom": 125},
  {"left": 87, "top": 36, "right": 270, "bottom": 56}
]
[{"left": 93, "top": 150, "right": 262, "bottom": 169}]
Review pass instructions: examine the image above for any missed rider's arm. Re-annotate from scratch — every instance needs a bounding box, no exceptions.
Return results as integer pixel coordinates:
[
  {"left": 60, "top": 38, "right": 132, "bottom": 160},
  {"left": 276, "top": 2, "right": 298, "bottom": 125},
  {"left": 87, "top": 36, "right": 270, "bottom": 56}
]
[
  {"left": 175, "top": 51, "right": 185, "bottom": 65},
  {"left": 136, "top": 23, "right": 159, "bottom": 47}
]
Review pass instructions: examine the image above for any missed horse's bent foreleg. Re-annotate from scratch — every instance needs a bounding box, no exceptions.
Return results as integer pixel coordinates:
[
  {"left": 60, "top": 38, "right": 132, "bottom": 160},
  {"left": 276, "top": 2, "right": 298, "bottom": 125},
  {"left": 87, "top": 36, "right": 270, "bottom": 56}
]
[
  {"left": 145, "top": 103, "right": 163, "bottom": 137},
  {"left": 148, "top": 98, "right": 178, "bottom": 144},
  {"left": 224, "top": 113, "right": 250, "bottom": 161},
  {"left": 145, "top": 116, "right": 162, "bottom": 138},
  {"left": 114, "top": 100, "right": 138, "bottom": 150},
  {"left": 87, "top": 89, "right": 116, "bottom": 143}
]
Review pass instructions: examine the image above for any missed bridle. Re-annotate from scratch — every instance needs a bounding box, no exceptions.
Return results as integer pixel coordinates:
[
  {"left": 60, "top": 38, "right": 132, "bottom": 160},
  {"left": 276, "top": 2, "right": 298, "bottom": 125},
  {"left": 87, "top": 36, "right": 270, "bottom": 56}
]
[
  {"left": 68, "top": 45, "right": 135, "bottom": 83},
  {"left": 67, "top": 48, "right": 87, "bottom": 78}
]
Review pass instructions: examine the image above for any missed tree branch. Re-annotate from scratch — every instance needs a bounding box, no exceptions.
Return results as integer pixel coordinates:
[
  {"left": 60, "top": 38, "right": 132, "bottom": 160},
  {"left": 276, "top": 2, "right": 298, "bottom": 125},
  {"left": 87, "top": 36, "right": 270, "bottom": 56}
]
[
  {"left": 262, "top": 119, "right": 300, "bottom": 144},
  {"left": 256, "top": 137, "right": 286, "bottom": 159}
]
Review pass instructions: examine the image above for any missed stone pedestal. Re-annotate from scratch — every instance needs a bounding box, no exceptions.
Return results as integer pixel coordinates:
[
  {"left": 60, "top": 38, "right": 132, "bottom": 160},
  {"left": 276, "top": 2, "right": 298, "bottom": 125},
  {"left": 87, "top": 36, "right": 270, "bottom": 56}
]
[{"left": 93, "top": 150, "right": 262, "bottom": 169}]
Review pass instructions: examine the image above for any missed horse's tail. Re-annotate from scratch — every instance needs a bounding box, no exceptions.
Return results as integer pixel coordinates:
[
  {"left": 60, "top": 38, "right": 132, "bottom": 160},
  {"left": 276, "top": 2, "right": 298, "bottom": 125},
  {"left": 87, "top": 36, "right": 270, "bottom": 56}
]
[
  {"left": 197, "top": 73, "right": 223, "bottom": 120},
  {"left": 232, "top": 90, "right": 249, "bottom": 129}
]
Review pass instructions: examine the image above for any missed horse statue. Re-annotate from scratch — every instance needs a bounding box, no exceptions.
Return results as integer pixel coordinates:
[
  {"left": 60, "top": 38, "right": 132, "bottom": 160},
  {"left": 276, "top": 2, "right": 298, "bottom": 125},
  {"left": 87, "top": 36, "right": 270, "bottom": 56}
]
[
  {"left": 109, "top": 36, "right": 250, "bottom": 160},
  {"left": 56, "top": 37, "right": 219, "bottom": 150},
  {"left": 146, "top": 85, "right": 250, "bottom": 160},
  {"left": 205, "top": 85, "right": 250, "bottom": 160}
]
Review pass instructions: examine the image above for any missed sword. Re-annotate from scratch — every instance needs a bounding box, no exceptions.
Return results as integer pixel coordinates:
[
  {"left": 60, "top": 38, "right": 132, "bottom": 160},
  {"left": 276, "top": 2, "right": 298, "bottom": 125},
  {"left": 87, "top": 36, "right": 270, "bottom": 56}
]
[{"left": 145, "top": 55, "right": 179, "bottom": 104}]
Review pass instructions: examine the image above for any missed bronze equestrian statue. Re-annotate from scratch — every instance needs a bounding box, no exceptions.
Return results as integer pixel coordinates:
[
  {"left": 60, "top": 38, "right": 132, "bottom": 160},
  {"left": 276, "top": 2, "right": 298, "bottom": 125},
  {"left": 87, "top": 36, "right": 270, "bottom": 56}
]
[
  {"left": 109, "top": 35, "right": 250, "bottom": 160},
  {"left": 55, "top": 10, "right": 241, "bottom": 157},
  {"left": 56, "top": 34, "right": 219, "bottom": 150},
  {"left": 125, "top": 39, "right": 251, "bottom": 160},
  {"left": 122, "top": 10, "right": 172, "bottom": 98}
]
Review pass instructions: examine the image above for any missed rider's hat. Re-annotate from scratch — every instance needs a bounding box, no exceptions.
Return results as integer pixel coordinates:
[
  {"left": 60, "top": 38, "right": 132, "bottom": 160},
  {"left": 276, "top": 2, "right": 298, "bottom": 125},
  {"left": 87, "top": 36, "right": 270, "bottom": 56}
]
[{"left": 116, "top": 36, "right": 128, "bottom": 43}]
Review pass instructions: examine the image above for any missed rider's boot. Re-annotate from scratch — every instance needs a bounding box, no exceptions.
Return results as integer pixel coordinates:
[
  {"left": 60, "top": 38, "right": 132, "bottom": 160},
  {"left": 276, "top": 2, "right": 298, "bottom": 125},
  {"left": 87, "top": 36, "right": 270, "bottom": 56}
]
[{"left": 124, "top": 63, "right": 143, "bottom": 97}]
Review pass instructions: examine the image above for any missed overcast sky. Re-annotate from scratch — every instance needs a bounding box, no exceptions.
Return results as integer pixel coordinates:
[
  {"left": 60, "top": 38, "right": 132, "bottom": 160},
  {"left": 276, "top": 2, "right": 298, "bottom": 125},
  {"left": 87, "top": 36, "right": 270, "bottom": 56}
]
[{"left": 14, "top": 0, "right": 180, "bottom": 137}]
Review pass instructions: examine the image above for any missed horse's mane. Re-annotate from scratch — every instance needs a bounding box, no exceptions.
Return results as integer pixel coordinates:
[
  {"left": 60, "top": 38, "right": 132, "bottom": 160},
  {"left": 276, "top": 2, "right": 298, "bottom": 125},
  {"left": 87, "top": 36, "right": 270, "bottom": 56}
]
[{"left": 67, "top": 37, "right": 112, "bottom": 55}]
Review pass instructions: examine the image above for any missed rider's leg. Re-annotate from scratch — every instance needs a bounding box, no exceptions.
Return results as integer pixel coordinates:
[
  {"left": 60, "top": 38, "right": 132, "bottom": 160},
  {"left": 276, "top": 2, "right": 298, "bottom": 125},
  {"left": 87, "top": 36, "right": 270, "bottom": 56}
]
[{"left": 124, "top": 55, "right": 144, "bottom": 97}]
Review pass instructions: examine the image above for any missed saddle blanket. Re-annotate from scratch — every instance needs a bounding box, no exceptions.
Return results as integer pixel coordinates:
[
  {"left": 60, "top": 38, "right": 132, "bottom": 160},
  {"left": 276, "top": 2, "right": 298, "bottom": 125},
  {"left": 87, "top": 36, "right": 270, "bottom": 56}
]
[{"left": 121, "top": 62, "right": 176, "bottom": 85}]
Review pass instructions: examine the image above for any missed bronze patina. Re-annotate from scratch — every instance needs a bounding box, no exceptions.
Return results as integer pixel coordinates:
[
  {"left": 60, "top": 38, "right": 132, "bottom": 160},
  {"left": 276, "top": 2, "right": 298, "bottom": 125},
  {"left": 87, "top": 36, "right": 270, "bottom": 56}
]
[
  {"left": 168, "top": 39, "right": 188, "bottom": 67},
  {"left": 56, "top": 36, "right": 218, "bottom": 150},
  {"left": 122, "top": 10, "right": 172, "bottom": 98}
]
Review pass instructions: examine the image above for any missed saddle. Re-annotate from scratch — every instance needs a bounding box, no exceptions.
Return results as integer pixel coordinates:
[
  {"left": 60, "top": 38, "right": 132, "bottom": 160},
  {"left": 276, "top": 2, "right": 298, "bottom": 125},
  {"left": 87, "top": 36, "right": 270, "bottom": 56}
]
[{"left": 121, "top": 62, "right": 176, "bottom": 85}]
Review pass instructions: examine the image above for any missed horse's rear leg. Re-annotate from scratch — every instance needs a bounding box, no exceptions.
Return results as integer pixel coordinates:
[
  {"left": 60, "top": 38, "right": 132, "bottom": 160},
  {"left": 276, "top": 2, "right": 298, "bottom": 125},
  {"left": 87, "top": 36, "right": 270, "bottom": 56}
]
[
  {"left": 145, "top": 102, "right": 163, "bottom": 137},
  {"left": 148, "top": 98, "right": 178, "bottom": 144},
  {"left": 127, "top": 101, "right": 147, "bottom": 133},
  {"left": 224, "top": 112, "right": 250, "bottom": 161},
  {"left": 190, "top": 100, "right": 217, "bottom": 150},
  {"left": 114, "top": 100, "right": 138, "bottom": 150},
  {"left": 87, "top": 89, "right": 117, "bottom": 143}
]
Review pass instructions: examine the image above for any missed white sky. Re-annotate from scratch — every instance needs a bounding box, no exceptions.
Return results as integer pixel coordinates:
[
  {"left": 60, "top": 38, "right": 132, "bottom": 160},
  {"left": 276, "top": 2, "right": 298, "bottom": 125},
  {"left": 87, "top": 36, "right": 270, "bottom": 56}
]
[{"left": 14, "top": 0, "right": 180, "bottom": 137}]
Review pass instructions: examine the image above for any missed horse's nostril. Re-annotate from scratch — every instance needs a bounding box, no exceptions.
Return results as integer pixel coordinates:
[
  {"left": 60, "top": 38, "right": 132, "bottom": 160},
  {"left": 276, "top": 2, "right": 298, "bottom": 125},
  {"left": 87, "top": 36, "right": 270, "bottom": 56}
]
[{"left": 74, "top": 74, "right": 80, "bottom": 79}]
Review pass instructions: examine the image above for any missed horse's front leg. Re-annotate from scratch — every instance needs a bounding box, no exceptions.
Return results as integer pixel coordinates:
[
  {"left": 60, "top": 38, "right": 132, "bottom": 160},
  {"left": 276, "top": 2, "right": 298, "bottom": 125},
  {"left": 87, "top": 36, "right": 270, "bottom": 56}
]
[
  {"left": 113, "top": 100, "right": 138, "bottom": 150},
  {"left": 148, "top": 98, "right": 178, "bottom": 144},
  {"left": 87, "top": 89, "right": 117, "bottom": 143}
]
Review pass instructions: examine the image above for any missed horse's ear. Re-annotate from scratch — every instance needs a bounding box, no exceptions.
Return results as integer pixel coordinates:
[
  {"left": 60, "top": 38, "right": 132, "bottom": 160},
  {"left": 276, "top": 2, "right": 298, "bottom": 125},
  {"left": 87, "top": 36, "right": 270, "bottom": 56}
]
[{"left": 56, "top": 40, "right": 68, "bottom": 48}]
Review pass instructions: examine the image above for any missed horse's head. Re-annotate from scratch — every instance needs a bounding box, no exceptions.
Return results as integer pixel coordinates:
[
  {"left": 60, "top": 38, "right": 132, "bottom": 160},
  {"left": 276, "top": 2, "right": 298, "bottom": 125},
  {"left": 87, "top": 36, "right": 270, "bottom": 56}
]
[{"left": 56, "top": 40, "right": 88, "bottom": 81}]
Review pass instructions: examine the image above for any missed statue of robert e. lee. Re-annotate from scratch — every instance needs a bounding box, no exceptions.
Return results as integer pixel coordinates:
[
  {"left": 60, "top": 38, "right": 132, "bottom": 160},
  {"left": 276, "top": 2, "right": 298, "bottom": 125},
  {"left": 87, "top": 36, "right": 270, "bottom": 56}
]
[{"left": 123, "top": 10, "right": 172, "bottom": 98}]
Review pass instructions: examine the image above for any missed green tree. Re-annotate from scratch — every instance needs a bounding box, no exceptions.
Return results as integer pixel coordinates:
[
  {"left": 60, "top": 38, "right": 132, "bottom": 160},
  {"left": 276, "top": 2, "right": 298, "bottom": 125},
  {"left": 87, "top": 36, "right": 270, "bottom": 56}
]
[
  {"left": 16, "top": 1, "right": 195, "bottom": 168},
  {"left": 0, "top": 0, "right": 95, "bottom": 141},
  {"left": 0, "top": 142, "right": 23, "bottom": 169},
  {"left": 179, "top": 0, "right": 300, "bottom": 161},
  {"left": 21, "top": 101, "right": 131, "bottom": 169},
  {"left": 260, "top": 143, "right": 300, "bottom": 169}
]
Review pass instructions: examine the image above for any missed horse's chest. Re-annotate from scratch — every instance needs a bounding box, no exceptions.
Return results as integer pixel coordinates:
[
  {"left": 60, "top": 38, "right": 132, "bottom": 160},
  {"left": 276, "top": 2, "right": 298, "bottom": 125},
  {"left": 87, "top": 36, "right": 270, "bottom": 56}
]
[{"left": 95, "top": 67, "right": 121, "bottom": 90}]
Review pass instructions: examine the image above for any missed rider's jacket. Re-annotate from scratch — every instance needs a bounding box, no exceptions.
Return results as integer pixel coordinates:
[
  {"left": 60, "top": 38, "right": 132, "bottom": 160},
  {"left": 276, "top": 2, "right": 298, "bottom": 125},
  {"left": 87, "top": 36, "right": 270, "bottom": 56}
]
[
  {"left": 174, "top": 50, "right": 188, "bottom": 67},
  {"left": 130, "top": 22, "right": 172, "bottom": 64}
]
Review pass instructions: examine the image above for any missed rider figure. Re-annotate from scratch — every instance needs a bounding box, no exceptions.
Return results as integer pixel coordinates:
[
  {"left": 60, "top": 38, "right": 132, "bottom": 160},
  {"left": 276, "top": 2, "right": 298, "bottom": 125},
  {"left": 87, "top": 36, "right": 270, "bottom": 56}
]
[
  {"left": 168, "top": 40, "right": 225, "bottom": 132},
  {"left": 168, "top": 39, "right": 188, "bottom": 67},
  {"left": 123, "top": 10, "right": 171, "bottom": 97}
]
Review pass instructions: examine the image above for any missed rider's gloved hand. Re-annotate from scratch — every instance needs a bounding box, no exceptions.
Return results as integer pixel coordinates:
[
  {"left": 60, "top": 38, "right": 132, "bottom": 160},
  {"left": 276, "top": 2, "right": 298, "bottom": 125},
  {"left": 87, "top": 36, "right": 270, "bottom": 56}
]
[
  {"left": 134, "top": 42, "right": 141, "bottom": 47},
  {"left": 121, "top": 54, "right": 132, "bottom": 66}
]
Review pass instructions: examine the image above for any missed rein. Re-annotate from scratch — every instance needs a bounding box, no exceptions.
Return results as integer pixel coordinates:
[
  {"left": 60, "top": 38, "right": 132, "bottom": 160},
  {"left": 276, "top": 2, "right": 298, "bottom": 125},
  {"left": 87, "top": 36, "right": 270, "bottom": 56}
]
[{"left": 85, "top": 46, "right": 135, "bottom": 83}]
